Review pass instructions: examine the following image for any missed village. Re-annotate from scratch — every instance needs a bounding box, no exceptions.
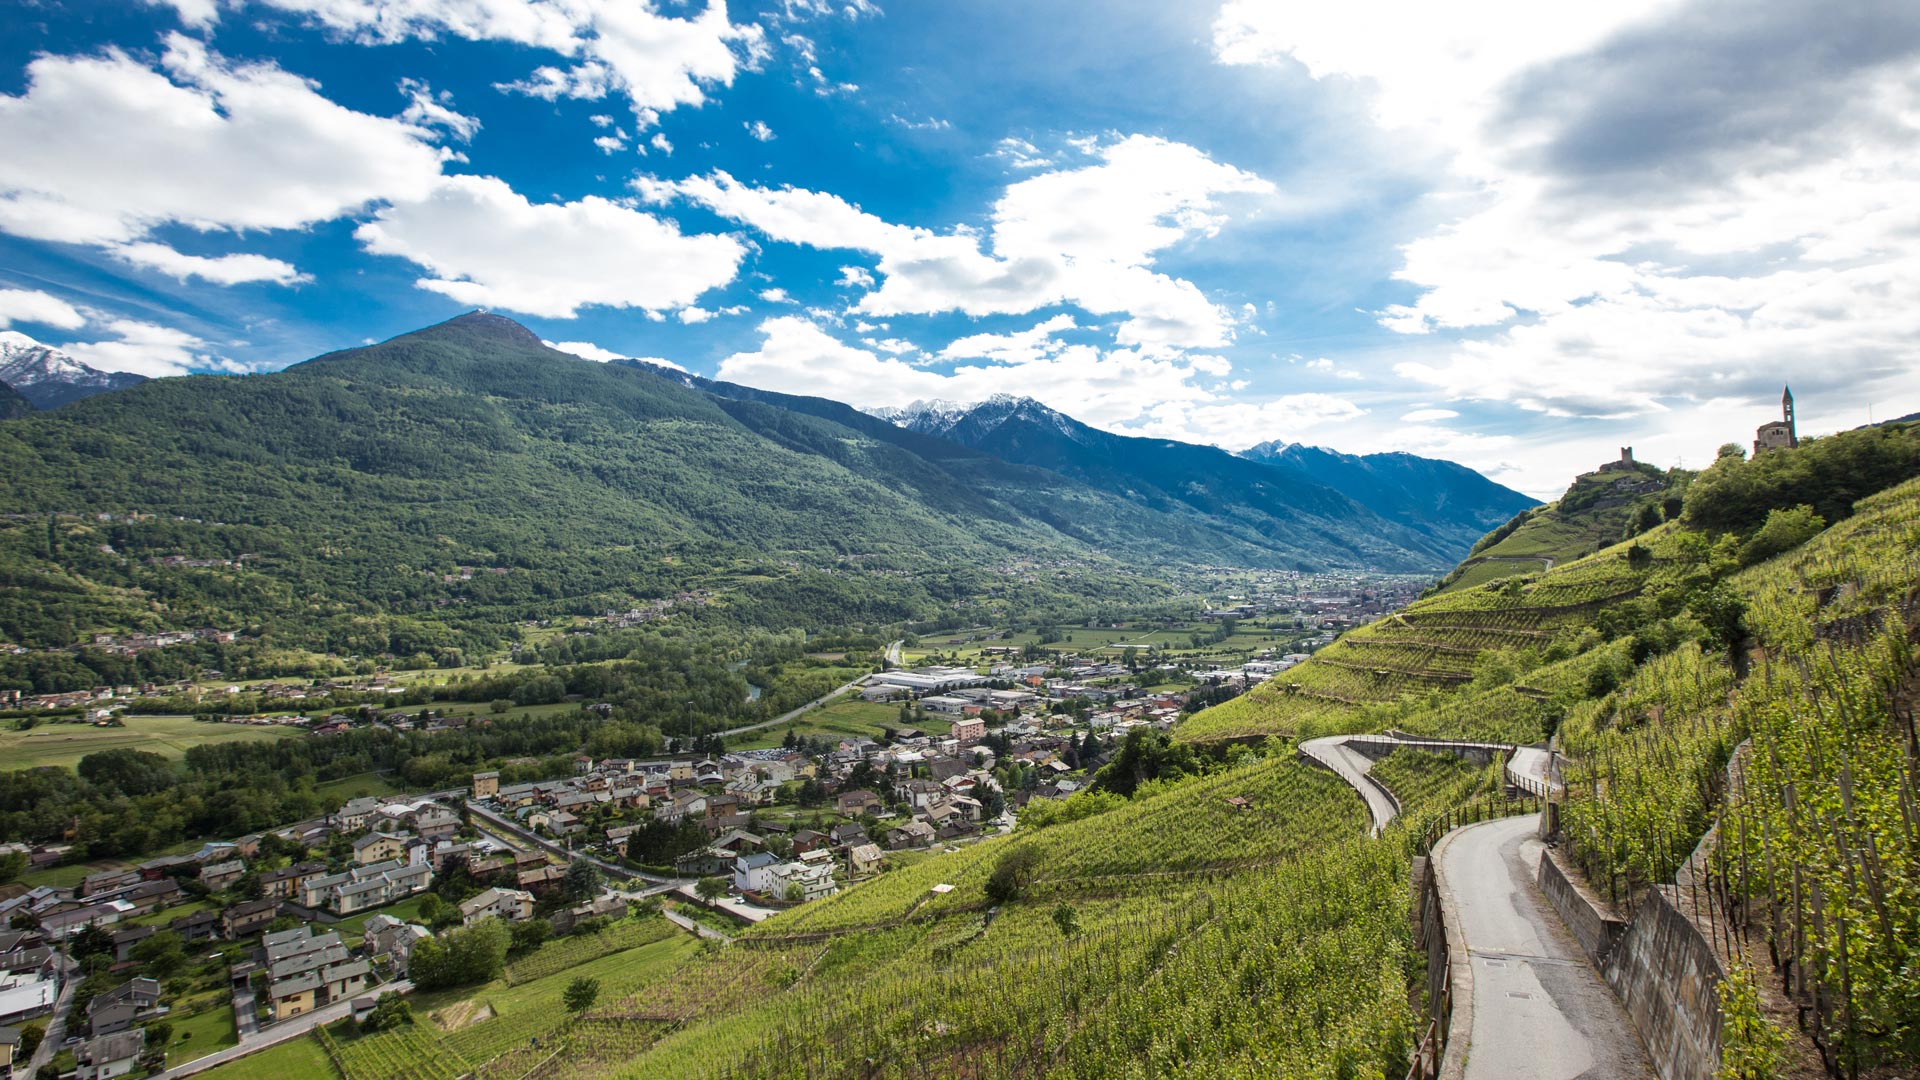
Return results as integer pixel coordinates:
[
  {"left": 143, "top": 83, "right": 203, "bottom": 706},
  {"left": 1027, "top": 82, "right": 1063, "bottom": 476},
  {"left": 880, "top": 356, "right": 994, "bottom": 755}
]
[{"left": 0, "top": 574, "right": 1431, "bottom": 1080}]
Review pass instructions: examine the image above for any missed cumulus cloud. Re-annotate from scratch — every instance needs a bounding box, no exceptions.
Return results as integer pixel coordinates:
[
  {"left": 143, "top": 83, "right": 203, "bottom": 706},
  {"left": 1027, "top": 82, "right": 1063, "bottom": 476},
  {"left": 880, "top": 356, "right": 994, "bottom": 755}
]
[
  {"left": 0, "top": 289, "right": 87, "bottom": 331},
  {"left": 262, "top": 0, "right": 770, "bottom": 124},
  {"left": 1216, "top": 0, "right": 1920, "bottom": 438},
  {"left": 108, "top": 242, "right": 310, "bottom": 286},
  {"left": 0, "top": 34, "right": 448, "bottom": 281},
  {"left": 718, "top": 316, "right": 1241, "bottom": 429},
  {"left": 1399, "top": 408, "right": 1460, "bottom": 423},
  {"left": 541, "top": 336, "right": 683, "bottom": 368},
  {"left": 398, "top": 79, "right": 481, "bottom": 142},
  {"left": 355, "top": 174, "right": 744, "bottom": 318},
  {"left": 142, "top": 0, "right": 220, "bottom": 27},
  {"left": 644, "top": 134, "right": 1274, "bottom": 350},
  {"left": 58, "top": 319, "right": 243, "bottom": 378},
  {"left": 744, "top": 119, "right": 775, "bottom": 141}
]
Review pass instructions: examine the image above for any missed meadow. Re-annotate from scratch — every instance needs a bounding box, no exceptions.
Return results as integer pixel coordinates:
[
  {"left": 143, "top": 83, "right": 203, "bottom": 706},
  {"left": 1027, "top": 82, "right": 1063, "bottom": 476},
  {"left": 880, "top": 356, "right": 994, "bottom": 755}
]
[{"left": 0, "top": 713, "right": 301, "bottom": 769}]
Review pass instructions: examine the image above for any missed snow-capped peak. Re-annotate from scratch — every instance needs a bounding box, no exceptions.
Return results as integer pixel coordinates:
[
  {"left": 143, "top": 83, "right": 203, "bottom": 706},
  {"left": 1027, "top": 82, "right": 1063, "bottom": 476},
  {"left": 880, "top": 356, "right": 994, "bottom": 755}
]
[{"left": 0, "top": 331, "right": 147, "bottom": 409}]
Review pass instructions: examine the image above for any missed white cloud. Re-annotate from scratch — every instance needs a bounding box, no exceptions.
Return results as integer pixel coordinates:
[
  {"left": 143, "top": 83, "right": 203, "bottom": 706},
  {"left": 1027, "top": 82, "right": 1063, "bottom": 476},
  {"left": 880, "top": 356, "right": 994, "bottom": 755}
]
[
  {"left": 59, "top": 319, "right": 242, "bottom": 378},
  {"left": 1399, "top": 408, "right": 1460, "bottom": 423},
  {"left": 646, "top": 135, "right": 1274, "bottom": 350},
  {"left": 543, "top": 338, "right": 624, "bottom": 362},
  {"left": 471, "top": 0, "right": 762, "bottom": 124},
  {"left": 593, "top": 134, "right": 627, "bottom": 154},
  {"left": 991, "top": 137, "right": 1053, "bottom": 170},
  {"left": 940, "top": 314, "right": 1077, "bottom": 365},
  {"left": 544, "top": 338, "right": 686, "bottom": 371},
  {"left": 778, "top": 0, "right": 880, "bottom": 18},
  {"left": 142, "top": 0, "right": 220, "bottom": 27},
  {"left": 744, "top": 119, "right": 775, "bottom": 141},
  {"left": 355, "top": 174, "right": 745, "bottom": 318},
  {"left": 719, "top": 316, "right": 1240, "bottom": 428},
  {"left": 0, "top": 289, "right": 87, "bottom": 331},
  {"left": 0, "top": 35, "right": 447, "bottom": 272},
  {"left": 888, "top": 114, "right": 951, "bottom": 132},
  {"left": 398, "top": 79, "right": 481, "bottom": 142},
  {"left": 1131, "top": 393, "right": 1367, "bottom": 448},
  {"left": 108, "top": 242, "right": 310, "bottom": 286},
  {"left": 650, "top": 132, "right": 673, "bottom": 154},
  {"left": 1217, "top": 0, "right": 1920, "bottom": 442},
  {"left": 758, "top": 287, "right": 794, "bottom": 303}
]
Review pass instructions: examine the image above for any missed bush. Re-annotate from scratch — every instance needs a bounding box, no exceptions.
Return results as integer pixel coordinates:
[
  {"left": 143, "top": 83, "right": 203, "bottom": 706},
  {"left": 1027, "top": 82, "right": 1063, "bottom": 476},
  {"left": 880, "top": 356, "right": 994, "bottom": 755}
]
[
  {"left": 563, "top": 976, "right": 599, "bottom": 1013},
  {"left": 1737, "top": 505, "right": 1825, "bottom": 567}
]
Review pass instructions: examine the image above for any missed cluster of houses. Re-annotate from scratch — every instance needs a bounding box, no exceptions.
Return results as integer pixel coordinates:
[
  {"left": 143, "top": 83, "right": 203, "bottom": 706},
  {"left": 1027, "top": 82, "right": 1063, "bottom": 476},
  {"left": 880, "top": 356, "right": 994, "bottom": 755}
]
[{"left": 241, "top": 927, "right": 373, "bottom": 1022}]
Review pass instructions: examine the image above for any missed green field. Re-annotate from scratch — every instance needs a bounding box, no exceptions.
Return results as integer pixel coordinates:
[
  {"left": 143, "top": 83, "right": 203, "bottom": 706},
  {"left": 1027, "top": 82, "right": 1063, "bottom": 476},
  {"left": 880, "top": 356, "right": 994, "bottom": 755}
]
[
  {"left": 0, "top": 715, "right": 302, "bottom": 770},
  {"left": 314, "top": 772, "right": 404, "bottom": 802},
  {"left": 733, "top": 698, "right": 947, "bottom": 750},
  {"left": 194, "top": 1027, "right": 336, "bottom": 1080},
  {"left": 165, "top": 1003, "right": 239, "bottom": 1067}
]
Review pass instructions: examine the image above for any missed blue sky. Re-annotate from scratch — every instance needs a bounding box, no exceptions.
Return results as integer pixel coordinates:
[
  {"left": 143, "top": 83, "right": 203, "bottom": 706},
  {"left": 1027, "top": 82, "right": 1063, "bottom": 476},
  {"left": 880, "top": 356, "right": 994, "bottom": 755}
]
[{"left": 3, "top": 0, "right": 1918, "bottom": 497}]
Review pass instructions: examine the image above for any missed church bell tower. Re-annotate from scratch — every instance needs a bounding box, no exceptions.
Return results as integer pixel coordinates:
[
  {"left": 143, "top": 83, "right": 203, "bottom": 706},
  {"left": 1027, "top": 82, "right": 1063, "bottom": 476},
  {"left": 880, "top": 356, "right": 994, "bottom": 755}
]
[{"left": 1782, "top": 386, "right": 1797, "bottom": 447}]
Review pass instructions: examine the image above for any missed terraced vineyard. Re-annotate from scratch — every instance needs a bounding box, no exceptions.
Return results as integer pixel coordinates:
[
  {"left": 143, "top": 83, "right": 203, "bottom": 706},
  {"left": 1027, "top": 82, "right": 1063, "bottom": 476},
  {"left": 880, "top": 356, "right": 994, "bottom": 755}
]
[
  {"left": 1176, "top": 536, "right": 1659, "bottom": 745},
  {"left": 503, "top": 915, "right": 677, "bottom": 985}
]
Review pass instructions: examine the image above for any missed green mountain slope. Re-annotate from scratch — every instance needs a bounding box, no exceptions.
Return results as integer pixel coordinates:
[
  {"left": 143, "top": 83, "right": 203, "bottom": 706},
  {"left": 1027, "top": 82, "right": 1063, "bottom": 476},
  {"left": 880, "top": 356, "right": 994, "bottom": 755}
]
[
  {"left": 886, "top": 395, "right": 1462, "bottom": 570},
  {"left": 0, "top": 313, "right": 1169, "bottom": 656},
  {"left": 656, "top": 368, "right": 1431, "bottom": 571},
  {"left": 0, "top": 379, "right": 30, "bottom": 419},
  {"left": 1239, "top": 441, "right": 1539, "bottom": 556},
  {"left": 1429, "top": 456, "right": 1682, "bottom": 592}
]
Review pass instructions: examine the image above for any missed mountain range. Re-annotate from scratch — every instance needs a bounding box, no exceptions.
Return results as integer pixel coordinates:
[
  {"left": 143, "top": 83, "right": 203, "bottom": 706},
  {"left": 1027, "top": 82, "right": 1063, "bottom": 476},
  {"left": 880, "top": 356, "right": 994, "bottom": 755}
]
[
  {"left": 0, "top": 312, "right": 1529, "bottom": 656},
  {"left": 0, "top": 332, "right": 147, "bottom": 409}
]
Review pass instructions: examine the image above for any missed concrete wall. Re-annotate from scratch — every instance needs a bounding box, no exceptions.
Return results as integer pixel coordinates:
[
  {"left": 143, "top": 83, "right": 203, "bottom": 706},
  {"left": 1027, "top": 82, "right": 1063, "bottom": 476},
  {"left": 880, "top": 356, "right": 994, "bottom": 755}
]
[
  {"left": 1536, "top": 850, "right": 1724, "bottom": 1080},
  {"left": 1537, "top": 848, "right": 1625, "bottom": 967},
  {"left": 1603, "top": 887, "right": 1724, "bottom": 1080}
]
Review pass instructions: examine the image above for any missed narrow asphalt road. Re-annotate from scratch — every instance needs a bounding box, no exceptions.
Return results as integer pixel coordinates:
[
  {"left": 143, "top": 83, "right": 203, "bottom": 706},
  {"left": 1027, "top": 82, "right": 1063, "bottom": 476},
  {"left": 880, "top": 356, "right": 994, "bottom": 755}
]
[
  {"left": 1436, "top": 815, "right": 1651, "bottom": 1080},
  {"left": 1297, "top": 735, "right": 1400, "bottom": 834},
  {"left": 1297, "top": 734, "right": 1523, "bottom": 834}
]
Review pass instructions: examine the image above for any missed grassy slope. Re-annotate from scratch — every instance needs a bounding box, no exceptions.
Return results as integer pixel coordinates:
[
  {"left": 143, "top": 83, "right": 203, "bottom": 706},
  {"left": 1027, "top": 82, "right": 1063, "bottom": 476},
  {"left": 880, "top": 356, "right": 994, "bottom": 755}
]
[{"left": 0, "top": 715, "right": 301, "bottom": 769}]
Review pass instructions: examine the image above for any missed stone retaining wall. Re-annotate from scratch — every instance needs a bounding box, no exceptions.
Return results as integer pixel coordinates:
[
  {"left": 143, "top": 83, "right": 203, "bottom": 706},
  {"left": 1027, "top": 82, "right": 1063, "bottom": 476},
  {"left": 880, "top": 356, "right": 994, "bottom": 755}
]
[
  {"left": 1537, "top": 847, "right": 1625, "bottom": 967},
  {"left": 1535, "top": 848, "right": 1724, "bottom": 1080},
  {"left": 1604, "top": 887, "right": 1724, "bottom": 1080}
]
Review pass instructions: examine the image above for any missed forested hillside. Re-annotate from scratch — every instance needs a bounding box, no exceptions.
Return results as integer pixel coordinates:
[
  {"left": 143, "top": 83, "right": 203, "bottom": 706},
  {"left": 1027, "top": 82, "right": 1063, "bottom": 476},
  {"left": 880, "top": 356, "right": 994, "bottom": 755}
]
[
  {"left": 0, "top": 313, "right": 1476, "bottom": 682},
  {"left": 1239, "top": 441, "right": 1539, "bottom": 555}
]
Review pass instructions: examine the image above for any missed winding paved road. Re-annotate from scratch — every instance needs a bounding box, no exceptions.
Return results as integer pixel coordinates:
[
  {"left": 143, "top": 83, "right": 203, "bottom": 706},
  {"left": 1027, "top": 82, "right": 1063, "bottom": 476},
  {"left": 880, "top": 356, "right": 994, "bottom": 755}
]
[
  {"left": 1435, "top": 815, "right": 1651, "bottom": 1080},
  {"left": 1296, "top": 733, "right": 1526, "bottom": 834}
]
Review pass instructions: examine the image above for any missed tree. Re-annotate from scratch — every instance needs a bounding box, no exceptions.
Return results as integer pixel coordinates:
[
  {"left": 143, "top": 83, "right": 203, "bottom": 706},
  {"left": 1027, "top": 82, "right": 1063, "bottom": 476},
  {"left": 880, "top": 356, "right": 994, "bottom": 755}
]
[
  {"left": 508, "top": 918, "right": 551, "bottom": 954},
  {"left": 69, "top": 925, "right": 113, "bottom": 962},
  {"left": 130, "top": 931, "right": 186, "bottom": 978},
  {"left": 416, "top": 892, "right": 446, "bottom": 924},
  {"left": 562, "top": 859, "right": 602, "bottom": 903},
  {"left": 144, "top": 1021, "right": 174, "bottom": 1047},
  {"left": 696, "top": 876, "right": 728, "bottom": 902},
  {"left": 1050, "top": 902, "right": 1080, "bottom": 939},
  {"left": 0, "top": 850, "right": 25, "bottom": 885},
  {"left": 563, "top": 976, "right": 599, "bottom": 1013},
  {"left": 984, "top": 847, "right": 1041, "bottom": 904},
  {"left": 408, "top": 918, "right": 510, "bottom": 991},
  {"left": 360, "top": 992, "right": 413, "bottom": 1033}
]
